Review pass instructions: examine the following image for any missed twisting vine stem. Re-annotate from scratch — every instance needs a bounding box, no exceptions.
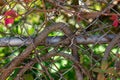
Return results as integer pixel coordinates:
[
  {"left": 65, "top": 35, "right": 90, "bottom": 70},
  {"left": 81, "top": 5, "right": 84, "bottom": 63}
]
[
  {"left": 0, "top": 22, "right": 83, "bottom": 80},
  {"left": 103, "top": 32, "right": 120, "bottom": 61}
]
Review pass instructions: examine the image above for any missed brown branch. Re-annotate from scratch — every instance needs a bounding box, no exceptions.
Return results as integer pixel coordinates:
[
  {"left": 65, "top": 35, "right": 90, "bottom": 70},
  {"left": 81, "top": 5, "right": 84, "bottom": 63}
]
[
  {"left": 35, "top": 54, "right": 54, "bottom": 80},
  {"left": 46, "top": 0, "right": 119, "bottom": 20},
  {"left": 103, "top": 32, "right": 120, "bottom": 61},
  {"left": 0, "top": 22, "right": 72, "bottom": 80},
  {"left": 14, "top": 50, "right": 87, "bottom": 80},
  {"left": 70, "top": 37, "right": 83, "bottom": 80},
  {"left": 14, "top": 60, "right": 35, "bottom": 80},
  {"left": 99, "top": 32, "right": 120, "bottom": 80}
]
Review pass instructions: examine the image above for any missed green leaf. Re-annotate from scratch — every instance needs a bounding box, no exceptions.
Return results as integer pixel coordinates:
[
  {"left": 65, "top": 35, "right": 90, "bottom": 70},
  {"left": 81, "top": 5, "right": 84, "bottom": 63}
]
[{"left": 23, "top": 74, "right": 34, "bottom": 80}]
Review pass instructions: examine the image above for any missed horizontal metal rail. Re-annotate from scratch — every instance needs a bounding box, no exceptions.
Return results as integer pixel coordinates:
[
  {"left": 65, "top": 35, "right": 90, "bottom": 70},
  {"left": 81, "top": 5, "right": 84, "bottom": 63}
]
[{"left": 0, "top": 34, "right": 115, "bottom": 47}]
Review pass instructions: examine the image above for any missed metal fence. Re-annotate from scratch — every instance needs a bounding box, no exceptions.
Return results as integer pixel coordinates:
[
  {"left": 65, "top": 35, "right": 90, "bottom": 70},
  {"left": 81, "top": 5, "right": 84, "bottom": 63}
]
[{"left": 0, "top": 0, "right": 120, "bottom": 80}]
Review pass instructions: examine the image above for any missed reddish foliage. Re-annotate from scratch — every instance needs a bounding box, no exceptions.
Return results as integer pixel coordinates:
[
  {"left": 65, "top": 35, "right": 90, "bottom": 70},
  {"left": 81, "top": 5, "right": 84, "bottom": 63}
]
[
  {"left": 4, "top": 10, "right": 18, "bottom": 18},
  {"left": 77, "top": 13, "right": 81, "bottom": 22},
  {"left": 110, "top": 15, "right": 118, "bottom": 20},
  {"left": 113, "top": 19, "right": 119, "bottom": 27},
  {"left": 4, "top": 18, "right": 14, "bottom": 26},
  {"left": 110, "top": 14, "right": 120, "bottom": 27},
  {"left": 24, "top": 0, "right": 32, "bottom": 3},
  {"left": 4, "top": 10, "right": 18, "bottom": 26}
]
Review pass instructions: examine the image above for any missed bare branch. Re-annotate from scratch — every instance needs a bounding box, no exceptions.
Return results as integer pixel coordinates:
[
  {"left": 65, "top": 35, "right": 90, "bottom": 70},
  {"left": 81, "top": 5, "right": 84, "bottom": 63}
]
[
  {"left": 0, "top": 22, "right": 72, "bottom": 80},
  {"left": 103, "top": 33, "right": 120, "bottom": 61},
  {"left": 14, "top": 50, "right": 85, "bottom": 80},
  {"left": 14, "top": 60, "right": 35, "bottom": 80}
]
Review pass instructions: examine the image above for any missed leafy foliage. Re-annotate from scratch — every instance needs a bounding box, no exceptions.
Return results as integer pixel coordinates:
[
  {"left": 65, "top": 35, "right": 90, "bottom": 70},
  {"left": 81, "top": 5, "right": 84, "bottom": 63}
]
[{"left": 0, "top": 0, "right": 120, "bottom": 80}]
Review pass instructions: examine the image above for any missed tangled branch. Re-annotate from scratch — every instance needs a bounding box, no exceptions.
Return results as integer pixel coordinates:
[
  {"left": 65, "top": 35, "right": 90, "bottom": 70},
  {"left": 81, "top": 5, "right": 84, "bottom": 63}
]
[{"left": 0, "top": 22, "right": 73, "bottom": 79}]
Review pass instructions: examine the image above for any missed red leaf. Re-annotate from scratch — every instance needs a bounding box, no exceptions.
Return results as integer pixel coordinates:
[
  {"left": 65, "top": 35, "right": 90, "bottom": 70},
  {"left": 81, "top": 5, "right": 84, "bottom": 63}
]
[
  {"left": 110, "top": 14, "right": 118, "bottom": 20},
  {"left": 113, "top": 19, "right": 119, "bottom": 27},
  {"left": 4, "top": 10, "right": 18, "bottom": 18},
  {"left": 77, "top": 13, "right": 81, "bottom": 22},
  {"left": 4, "top": 18, "right": 14, "bottom": 26},
  {"left": 4, "top": 10, "right": 19, "bottom": 27},
  {"left": 24, "top": 0, "right": 32, "bottom": 3},
  {"left": 77, "top": 17, "right": 81, "bottom": 22}
]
